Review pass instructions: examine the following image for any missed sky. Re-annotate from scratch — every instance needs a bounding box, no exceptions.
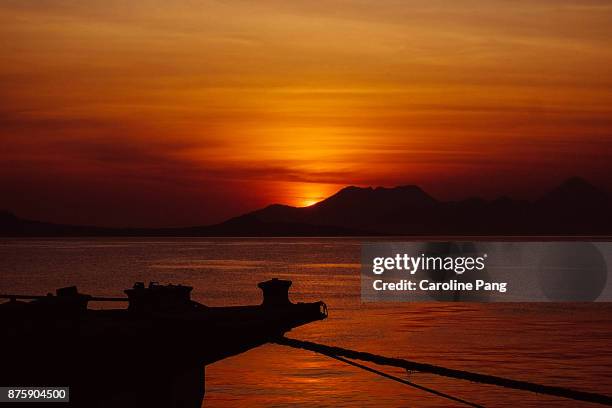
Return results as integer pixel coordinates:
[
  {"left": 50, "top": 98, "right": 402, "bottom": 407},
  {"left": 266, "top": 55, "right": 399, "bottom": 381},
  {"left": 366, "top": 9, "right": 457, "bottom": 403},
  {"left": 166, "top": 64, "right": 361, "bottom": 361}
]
[{"left": 1, "top": 0, "right": 612, "bottom": 227}]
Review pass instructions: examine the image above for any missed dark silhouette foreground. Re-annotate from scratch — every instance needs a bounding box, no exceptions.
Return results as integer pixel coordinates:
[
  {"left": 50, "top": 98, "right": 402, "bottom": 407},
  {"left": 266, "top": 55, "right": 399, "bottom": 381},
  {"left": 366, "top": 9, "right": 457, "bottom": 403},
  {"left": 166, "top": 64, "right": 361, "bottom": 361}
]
[{"left": 0, "top": 279, "right": 327, "bottom": 407}]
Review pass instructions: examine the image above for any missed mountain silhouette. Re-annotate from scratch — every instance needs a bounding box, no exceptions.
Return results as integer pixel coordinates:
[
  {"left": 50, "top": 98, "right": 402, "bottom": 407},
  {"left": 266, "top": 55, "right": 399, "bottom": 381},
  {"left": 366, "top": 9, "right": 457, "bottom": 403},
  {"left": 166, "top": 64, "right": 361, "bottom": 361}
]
[
  {"left": 1, "top": 178, "right": 610, "bottom": 236},
  {"left": 537, "top": 177, "right": 609, "bottom": 208},
  {"left": 243, "top": 185, "right": 438, "bottom": 233}
]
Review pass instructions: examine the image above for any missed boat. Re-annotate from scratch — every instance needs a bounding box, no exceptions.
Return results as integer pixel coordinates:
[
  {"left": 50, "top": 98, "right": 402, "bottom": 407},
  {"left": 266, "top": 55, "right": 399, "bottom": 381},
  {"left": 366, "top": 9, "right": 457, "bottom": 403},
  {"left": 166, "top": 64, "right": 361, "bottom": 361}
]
[{"left": 0, "top": 278, "right": 327, "bottom": 407}]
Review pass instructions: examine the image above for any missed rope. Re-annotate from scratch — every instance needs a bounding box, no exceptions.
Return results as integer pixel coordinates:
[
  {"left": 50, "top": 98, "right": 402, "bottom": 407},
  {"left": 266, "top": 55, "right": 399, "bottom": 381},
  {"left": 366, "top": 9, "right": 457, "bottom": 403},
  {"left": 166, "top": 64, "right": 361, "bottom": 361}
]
[
  {"left": 327, "top": 353, "right": 484, "bottom": 407},
  {"left": 273, "top": 336, "right": 612, "bottom": 406}
]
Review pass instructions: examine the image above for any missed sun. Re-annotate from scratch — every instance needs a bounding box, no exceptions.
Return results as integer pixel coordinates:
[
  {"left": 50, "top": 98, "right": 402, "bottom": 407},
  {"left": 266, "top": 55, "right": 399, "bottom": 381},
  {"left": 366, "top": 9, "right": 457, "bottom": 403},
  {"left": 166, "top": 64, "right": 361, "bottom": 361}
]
[
  {"left": 284, "top": 182, "right": 342, "bottom": 208},
  {"left": 300, "top": 198, "right": 320, "bottom": 207}
]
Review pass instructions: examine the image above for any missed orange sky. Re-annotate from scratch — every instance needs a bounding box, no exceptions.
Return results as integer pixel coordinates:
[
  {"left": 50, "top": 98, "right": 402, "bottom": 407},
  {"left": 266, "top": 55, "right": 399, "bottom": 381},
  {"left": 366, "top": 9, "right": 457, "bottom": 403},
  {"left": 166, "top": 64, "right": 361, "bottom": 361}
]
[{"left": 1, "top": 1, "right": 612, "bottom": 226}]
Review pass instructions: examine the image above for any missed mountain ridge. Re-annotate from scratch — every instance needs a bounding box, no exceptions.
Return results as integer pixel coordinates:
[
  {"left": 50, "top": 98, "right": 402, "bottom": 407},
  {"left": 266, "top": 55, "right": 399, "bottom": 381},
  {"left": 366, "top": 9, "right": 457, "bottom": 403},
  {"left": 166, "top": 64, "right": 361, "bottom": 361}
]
[{"left": 1, "top": 177, "right": 610, "bottom": 236}]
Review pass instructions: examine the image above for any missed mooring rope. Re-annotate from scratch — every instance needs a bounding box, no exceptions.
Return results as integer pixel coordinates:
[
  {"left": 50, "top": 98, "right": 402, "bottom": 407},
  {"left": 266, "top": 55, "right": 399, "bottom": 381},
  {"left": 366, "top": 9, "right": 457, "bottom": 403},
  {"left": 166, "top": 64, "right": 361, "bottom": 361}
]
[
  {"left": 327, "top": 353, "right": 484, "bottom": 407},
  {"left": 273, "top": 336, "right": 612, "bottom": 406}
]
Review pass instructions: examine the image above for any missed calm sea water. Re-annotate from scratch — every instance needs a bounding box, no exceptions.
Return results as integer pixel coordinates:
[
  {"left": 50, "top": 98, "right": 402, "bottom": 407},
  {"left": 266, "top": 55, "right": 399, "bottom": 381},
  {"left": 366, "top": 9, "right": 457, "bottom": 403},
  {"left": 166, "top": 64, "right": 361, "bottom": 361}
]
[{"left": 1, "top": 238, "right": 611, "bottom": 407}]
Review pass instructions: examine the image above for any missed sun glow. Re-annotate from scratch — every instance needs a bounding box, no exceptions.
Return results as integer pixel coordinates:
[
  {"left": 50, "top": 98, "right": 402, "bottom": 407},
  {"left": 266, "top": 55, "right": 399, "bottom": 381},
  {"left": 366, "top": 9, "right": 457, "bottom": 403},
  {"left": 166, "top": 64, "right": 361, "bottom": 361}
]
[
  {"left": 285, "top": 182, "right": 341, "bottom": 208},
  {"left": 300, "top": 198, "right": 320, "bottom": 207}
]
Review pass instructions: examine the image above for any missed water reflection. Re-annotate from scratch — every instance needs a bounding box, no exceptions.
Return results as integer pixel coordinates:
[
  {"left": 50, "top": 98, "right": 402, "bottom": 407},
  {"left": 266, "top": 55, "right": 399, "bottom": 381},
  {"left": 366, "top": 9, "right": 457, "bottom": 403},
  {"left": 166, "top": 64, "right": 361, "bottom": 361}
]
[{"left": 0, "top": 238, "right": 611, "bottom": 407}]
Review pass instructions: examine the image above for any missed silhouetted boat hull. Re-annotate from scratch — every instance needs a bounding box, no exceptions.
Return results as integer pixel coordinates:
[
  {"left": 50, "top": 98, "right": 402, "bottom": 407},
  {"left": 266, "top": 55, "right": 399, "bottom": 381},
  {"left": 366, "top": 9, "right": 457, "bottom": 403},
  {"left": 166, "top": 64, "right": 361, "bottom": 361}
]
[{"left": 0, "top": 279, "right": 327, "bottom": 407}]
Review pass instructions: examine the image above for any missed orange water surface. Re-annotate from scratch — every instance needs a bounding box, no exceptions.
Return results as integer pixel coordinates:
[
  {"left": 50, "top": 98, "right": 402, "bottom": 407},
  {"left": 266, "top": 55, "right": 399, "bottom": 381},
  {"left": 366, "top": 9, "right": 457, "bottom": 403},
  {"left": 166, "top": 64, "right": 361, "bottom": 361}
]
[{"left": 1, "top": 238, "right": 611, "bottom": 407}]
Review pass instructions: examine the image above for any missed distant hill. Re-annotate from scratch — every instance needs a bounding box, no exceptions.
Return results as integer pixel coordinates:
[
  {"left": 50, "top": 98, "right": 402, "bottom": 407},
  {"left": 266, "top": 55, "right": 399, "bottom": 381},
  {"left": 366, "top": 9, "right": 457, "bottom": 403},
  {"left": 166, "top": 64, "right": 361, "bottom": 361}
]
[
  {"left": 0, "top": 210, "right": 124, "bottom": 237},
  {"left": 0, "top": 210, "right": 365, "bottom": 237},
  {"left": 1, "top": 177, "right": 610, "bottom": 236}
]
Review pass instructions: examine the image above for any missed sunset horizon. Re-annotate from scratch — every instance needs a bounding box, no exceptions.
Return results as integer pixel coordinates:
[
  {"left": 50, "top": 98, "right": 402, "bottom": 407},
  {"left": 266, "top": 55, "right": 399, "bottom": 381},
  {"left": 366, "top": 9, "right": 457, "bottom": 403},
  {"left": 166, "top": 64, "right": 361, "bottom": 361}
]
[
  {"left": 2, "top": 175, "right": 609, "bottom": 236},
  {"left": 2, "top": 1, "right": 612, "bottom": 227}
]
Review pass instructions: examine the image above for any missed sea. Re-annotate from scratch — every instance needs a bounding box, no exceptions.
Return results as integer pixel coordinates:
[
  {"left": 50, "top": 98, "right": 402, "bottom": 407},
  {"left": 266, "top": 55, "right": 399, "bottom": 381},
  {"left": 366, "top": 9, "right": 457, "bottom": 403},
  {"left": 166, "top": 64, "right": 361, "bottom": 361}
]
[{"left": 1, "top": 238, "right": 611, "bottom": 407}]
